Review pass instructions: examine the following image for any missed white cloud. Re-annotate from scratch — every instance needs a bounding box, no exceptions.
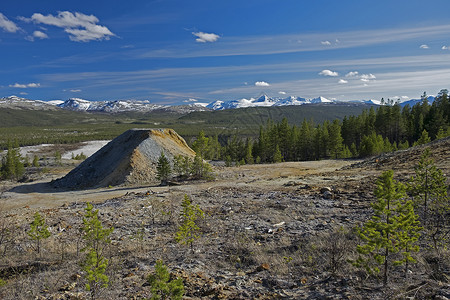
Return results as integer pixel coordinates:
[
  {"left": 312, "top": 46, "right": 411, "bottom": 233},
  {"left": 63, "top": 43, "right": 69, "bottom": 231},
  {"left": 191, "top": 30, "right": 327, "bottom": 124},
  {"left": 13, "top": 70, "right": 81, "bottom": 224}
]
[
  {"left": 401, "top": 96, "right": 409, "bottom": 100},
  {"left": 420, "top": 44, "right": 429, "bottom": 49},
  {"left": 183, "top": 98, "right": 198, "bottom": 103},
  {"left": 0, "top": 12, "right": 20, "bottom": 33},
  {"left": 338, "top": 79, "right": 348, "bottom": 84},
  {"left": 33, "top": 30, "right": 48, "bottom": 39},
  {"left": 255, "top": 81, "right": 270, "bottom": 87},
  {"left": 321, "top": 40, "right": 331, "bottom": 45},
  {"left": 70, "top": 89, "right": 81, "bottom": 92},
  {"left": 442, "top": 46, "right": 450, "bottom": 50},
  {"left": 30, "top": 11, "right": 115, "bottom": 42},
  {"left": 9, "top": 82, "right": 41, "bottom": 88},
  {"left": 319, "top": 69, "right": 338, "bottom": 77},
  {"left": 192, "top": 31, "right": 220, "bottom": 43},
  {"left": 360, "top": 73, "right": 376, "bottom": 81},
  {"left": 278, "top": 91, "right": 286, "bottom": 95},
  {"left": 345, "top": 71, "right": 359, "bottom": 77}
]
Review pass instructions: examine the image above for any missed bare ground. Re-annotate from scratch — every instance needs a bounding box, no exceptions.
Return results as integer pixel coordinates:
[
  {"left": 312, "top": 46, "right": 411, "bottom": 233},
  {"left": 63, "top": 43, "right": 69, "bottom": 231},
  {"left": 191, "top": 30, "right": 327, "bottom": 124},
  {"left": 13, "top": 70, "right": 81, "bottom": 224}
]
[{"left": 0, "top": 140, "right": 448, "bottom": 299}]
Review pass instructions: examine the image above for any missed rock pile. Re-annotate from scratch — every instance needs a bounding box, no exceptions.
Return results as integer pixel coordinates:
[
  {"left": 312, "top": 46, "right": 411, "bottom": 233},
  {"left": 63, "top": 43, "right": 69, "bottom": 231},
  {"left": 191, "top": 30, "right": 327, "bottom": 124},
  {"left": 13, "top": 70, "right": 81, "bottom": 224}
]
[{"left": 52, "top": 128, "right": 195, "bottom": 189}]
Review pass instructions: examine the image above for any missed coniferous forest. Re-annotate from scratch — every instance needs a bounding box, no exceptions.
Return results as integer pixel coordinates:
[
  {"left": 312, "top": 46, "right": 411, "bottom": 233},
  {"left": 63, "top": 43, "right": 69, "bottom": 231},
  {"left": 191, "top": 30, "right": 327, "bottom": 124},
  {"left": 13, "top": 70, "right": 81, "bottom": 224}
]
[{"left": 197, "top": 91, "right": 450, "bottom": 164}]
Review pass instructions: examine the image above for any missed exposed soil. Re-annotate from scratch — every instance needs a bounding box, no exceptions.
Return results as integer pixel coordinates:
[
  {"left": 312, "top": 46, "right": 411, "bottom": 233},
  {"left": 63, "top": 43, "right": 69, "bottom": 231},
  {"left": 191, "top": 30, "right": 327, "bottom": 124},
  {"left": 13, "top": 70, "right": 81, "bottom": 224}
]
[{"left": 0, "top": 139, "right": 448, "bottom": 299}]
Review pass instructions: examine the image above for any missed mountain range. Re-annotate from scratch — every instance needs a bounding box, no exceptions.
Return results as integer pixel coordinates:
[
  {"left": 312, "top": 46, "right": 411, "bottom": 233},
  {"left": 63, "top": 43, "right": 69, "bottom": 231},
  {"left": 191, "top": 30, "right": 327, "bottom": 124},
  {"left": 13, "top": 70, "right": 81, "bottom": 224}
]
[{"left": 0, "top": 94, "right": 434, "bottom": 113}]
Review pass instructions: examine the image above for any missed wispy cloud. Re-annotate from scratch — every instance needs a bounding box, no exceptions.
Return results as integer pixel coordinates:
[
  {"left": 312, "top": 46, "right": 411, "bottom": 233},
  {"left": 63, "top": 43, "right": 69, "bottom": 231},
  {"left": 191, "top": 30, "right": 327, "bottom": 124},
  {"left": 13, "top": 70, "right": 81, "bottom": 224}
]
[
  {"left": 9, "top": 82, "right": 41, "bottom": 88},
  {"left": 360, "top": 73, "right": 376, "bottom": 82},
  {"left": 138, "top": 24, "right": 450, "bottom": 59},
  {"left": 345, "top": 71, "right": 359, "bottom": 77},
  {"left": 420, "top": 44, "right": 429, "bottom": 49},
  {"left": 0, "top": 12, "right": 20, "bottom": 33},
  {"left": 321, "top": 40, "right": 331, "bottom": 45},
  {"left": 26, "top": 11, "right": 115, "bottom": 42},
  {"left": 192, "top": 31, "right": 220, "bottom": 43},
  {"left": 338, "top": 79, "right": 348, "bottom": 84},
  {"left": 38, "top": 52, "right": 450, "bottom": 102},
  {"left": 319, "top": 69, "right": 338, "bottom": 77}
]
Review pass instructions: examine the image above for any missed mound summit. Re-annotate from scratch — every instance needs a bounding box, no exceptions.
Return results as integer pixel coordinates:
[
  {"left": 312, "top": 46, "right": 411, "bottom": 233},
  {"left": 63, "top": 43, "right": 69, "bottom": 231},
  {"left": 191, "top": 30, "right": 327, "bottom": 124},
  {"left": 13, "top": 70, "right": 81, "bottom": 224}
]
[{"left": 53, "top": 128, "right": 195, "bottom": 189}]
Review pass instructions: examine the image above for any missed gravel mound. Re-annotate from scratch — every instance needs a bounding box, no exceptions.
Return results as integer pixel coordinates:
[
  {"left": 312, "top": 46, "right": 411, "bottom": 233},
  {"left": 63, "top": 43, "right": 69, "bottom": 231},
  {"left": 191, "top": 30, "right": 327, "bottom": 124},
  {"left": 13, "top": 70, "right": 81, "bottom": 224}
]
[{"left": 52, "top": 128, "right": 195, "bottom": 189}]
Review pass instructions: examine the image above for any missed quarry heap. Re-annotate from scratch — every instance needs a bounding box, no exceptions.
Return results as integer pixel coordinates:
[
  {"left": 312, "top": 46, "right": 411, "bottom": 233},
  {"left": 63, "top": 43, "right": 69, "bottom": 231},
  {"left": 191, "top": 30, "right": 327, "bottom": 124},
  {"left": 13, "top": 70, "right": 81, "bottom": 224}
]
[{"left": 53, "top": 128, "right": 195, "bottom": 189}]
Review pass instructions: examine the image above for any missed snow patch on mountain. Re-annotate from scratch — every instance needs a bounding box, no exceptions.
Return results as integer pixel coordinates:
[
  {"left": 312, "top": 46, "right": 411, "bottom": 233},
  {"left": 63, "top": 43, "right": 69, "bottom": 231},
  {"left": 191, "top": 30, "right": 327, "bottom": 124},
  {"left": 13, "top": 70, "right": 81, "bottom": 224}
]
[
  {"left": 0, "top": 95, "right": 59, "bottom": 110},
  {"left": 57, "top": 98, "right": 167, "bottom": 112},
  {"left": 207, "top": 94, "right": 333, "bottom": 110},
  {"left": 1, "top": 94, "right": 437, "bottom": 113}
]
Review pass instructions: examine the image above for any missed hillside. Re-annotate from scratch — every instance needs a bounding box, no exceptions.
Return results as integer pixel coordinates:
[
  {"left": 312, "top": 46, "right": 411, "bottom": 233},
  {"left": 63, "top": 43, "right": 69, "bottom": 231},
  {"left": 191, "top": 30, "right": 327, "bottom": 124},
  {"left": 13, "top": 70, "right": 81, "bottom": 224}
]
[
  {"left": 0, "top": 139, "right": 448, "bottom": 299},
  {"left": 179, "top": 102, "right": 375, "bottom": 128}
]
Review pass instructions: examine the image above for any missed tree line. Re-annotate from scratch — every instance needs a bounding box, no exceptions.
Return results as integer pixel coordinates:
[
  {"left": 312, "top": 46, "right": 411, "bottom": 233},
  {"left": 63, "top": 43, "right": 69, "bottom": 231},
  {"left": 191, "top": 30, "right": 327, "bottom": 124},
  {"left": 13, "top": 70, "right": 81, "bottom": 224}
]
[{"left": 194, "top": 90, "right": 450, "bottom": 164}]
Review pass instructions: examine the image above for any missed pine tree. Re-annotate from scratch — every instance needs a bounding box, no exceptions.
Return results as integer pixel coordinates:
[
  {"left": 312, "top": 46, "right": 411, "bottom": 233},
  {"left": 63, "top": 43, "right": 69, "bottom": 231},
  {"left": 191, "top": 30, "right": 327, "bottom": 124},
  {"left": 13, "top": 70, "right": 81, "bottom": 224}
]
[
  {"left": 394, "top": 199, "right": 421, "bottom": 277},
  {"left": 408, "top": 148, "right": 448, "bottom": 222},
  {"left": 207, "top": 134, "right": 221, "bottom": 160},
  {"left": 328, "top": 119, "right": 344, "bottom": 159},
  {"left": 28, "top": 212, "right": 51, "bottom": 255},
  {"left": 156, "top": 152, "right": 172, "bottom": 184},
  {"left": 353, "top": 170, "right": 421, "bottom": 285},
  {"left": 173, "top": 155, "right": 191, "bottom": 179},
  {"left": 408, "top": 149, "right": 449, "bottom": 251},
  {"left": 244, "top": 139, "right": 254, "bottom": 164},
  {"left": 81, "top": 202, "right": 114, "bottom": 299},
  {"left": 191, "top": 154, "right": 213, "bottom": 180},
  {"left": 192, "top": 130, "right": 209, "bottom": 158},
  {"left": 32, "top": 155, "right": 39, "bottom": 167},
  {"left": 414, "top": 129, "right": 431, "bottom": 146},
  {"left": 273, "top": 144, "right": 283, "bottom": 163},
  {"left": 147, "top": 260, "right": 184, "bottom": 300},
  {"left": 1, "top": 140, "right": 24, "bottom": 180},
  {"left": 175, "top": 195, "right": 204, "bottom": 251}
]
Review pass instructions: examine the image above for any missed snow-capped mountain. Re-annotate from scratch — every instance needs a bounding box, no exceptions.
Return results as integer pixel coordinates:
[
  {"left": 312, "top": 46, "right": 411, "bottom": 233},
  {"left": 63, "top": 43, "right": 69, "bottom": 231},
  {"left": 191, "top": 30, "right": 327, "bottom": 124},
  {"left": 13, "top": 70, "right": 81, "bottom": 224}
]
[
  {"left": 0, "top": 95, "right": 59, "bottom": 110},
  {"left": 310, "top": 96, "right": 333, "bottom": 104},
  {"left": 273, "top": 96, "right": 308, "bottom": 106},
  {"left": 206, "top": 94, "right": 278, "bottom": 110},
  {"left": 58, "top": 98, "right": 167, "bottom": 112},
  {"left": 1, "top": 94, "right": 436, "bottom": 113},
  {"left": 0, "top": 96, "right": 211, "bottom": 114},
  {"left": 399, "top": 96, "right": 435, "bottom": 107},
  {"left": 207, "top": 94, "right": 334, "bottom": 110},
  {"left": 204, "top": 94, "right": 439, "bottom": 110}
]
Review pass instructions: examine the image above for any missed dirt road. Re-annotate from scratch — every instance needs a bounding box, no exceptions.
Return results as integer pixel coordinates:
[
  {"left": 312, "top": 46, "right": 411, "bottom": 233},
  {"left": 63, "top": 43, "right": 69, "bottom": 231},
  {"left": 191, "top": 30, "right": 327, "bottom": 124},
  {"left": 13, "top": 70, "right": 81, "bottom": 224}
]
[{"left": 1, "top": 159, "right": 356, "bottom": 212}]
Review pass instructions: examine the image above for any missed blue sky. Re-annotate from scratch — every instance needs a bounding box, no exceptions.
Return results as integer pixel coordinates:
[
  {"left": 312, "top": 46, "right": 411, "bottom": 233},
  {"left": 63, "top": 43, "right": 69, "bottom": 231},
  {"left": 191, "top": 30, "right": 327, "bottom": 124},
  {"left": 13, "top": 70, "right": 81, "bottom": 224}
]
[{"left": 2, "top": 0, "right": 450, "bottom": 105}]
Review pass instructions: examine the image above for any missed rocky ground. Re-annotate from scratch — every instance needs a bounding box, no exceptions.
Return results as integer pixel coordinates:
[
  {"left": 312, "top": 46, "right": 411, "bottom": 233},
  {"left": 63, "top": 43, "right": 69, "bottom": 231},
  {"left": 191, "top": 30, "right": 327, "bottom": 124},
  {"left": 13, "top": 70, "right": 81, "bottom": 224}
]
[{"left": 0, "top": 138, "right": 449, "bottom": 299}]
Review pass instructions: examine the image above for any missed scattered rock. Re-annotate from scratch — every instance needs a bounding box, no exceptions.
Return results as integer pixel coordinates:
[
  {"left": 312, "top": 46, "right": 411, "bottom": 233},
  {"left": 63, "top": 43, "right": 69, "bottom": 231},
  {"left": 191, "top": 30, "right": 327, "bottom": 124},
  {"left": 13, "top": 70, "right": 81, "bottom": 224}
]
[{"left": 323, "top": 190, "right": 333, "bottom": 199}]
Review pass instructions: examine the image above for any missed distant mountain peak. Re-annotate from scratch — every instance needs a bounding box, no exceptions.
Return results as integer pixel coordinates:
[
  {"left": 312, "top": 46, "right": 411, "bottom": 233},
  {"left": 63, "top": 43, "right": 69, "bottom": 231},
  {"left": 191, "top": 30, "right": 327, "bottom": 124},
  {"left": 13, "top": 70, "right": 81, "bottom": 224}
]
[
  {"left": 1, "top": 94, "right": 433, "bottom": 113},
  {"left": 207, "top": 94, "right": 337, "bottom": 110}
]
